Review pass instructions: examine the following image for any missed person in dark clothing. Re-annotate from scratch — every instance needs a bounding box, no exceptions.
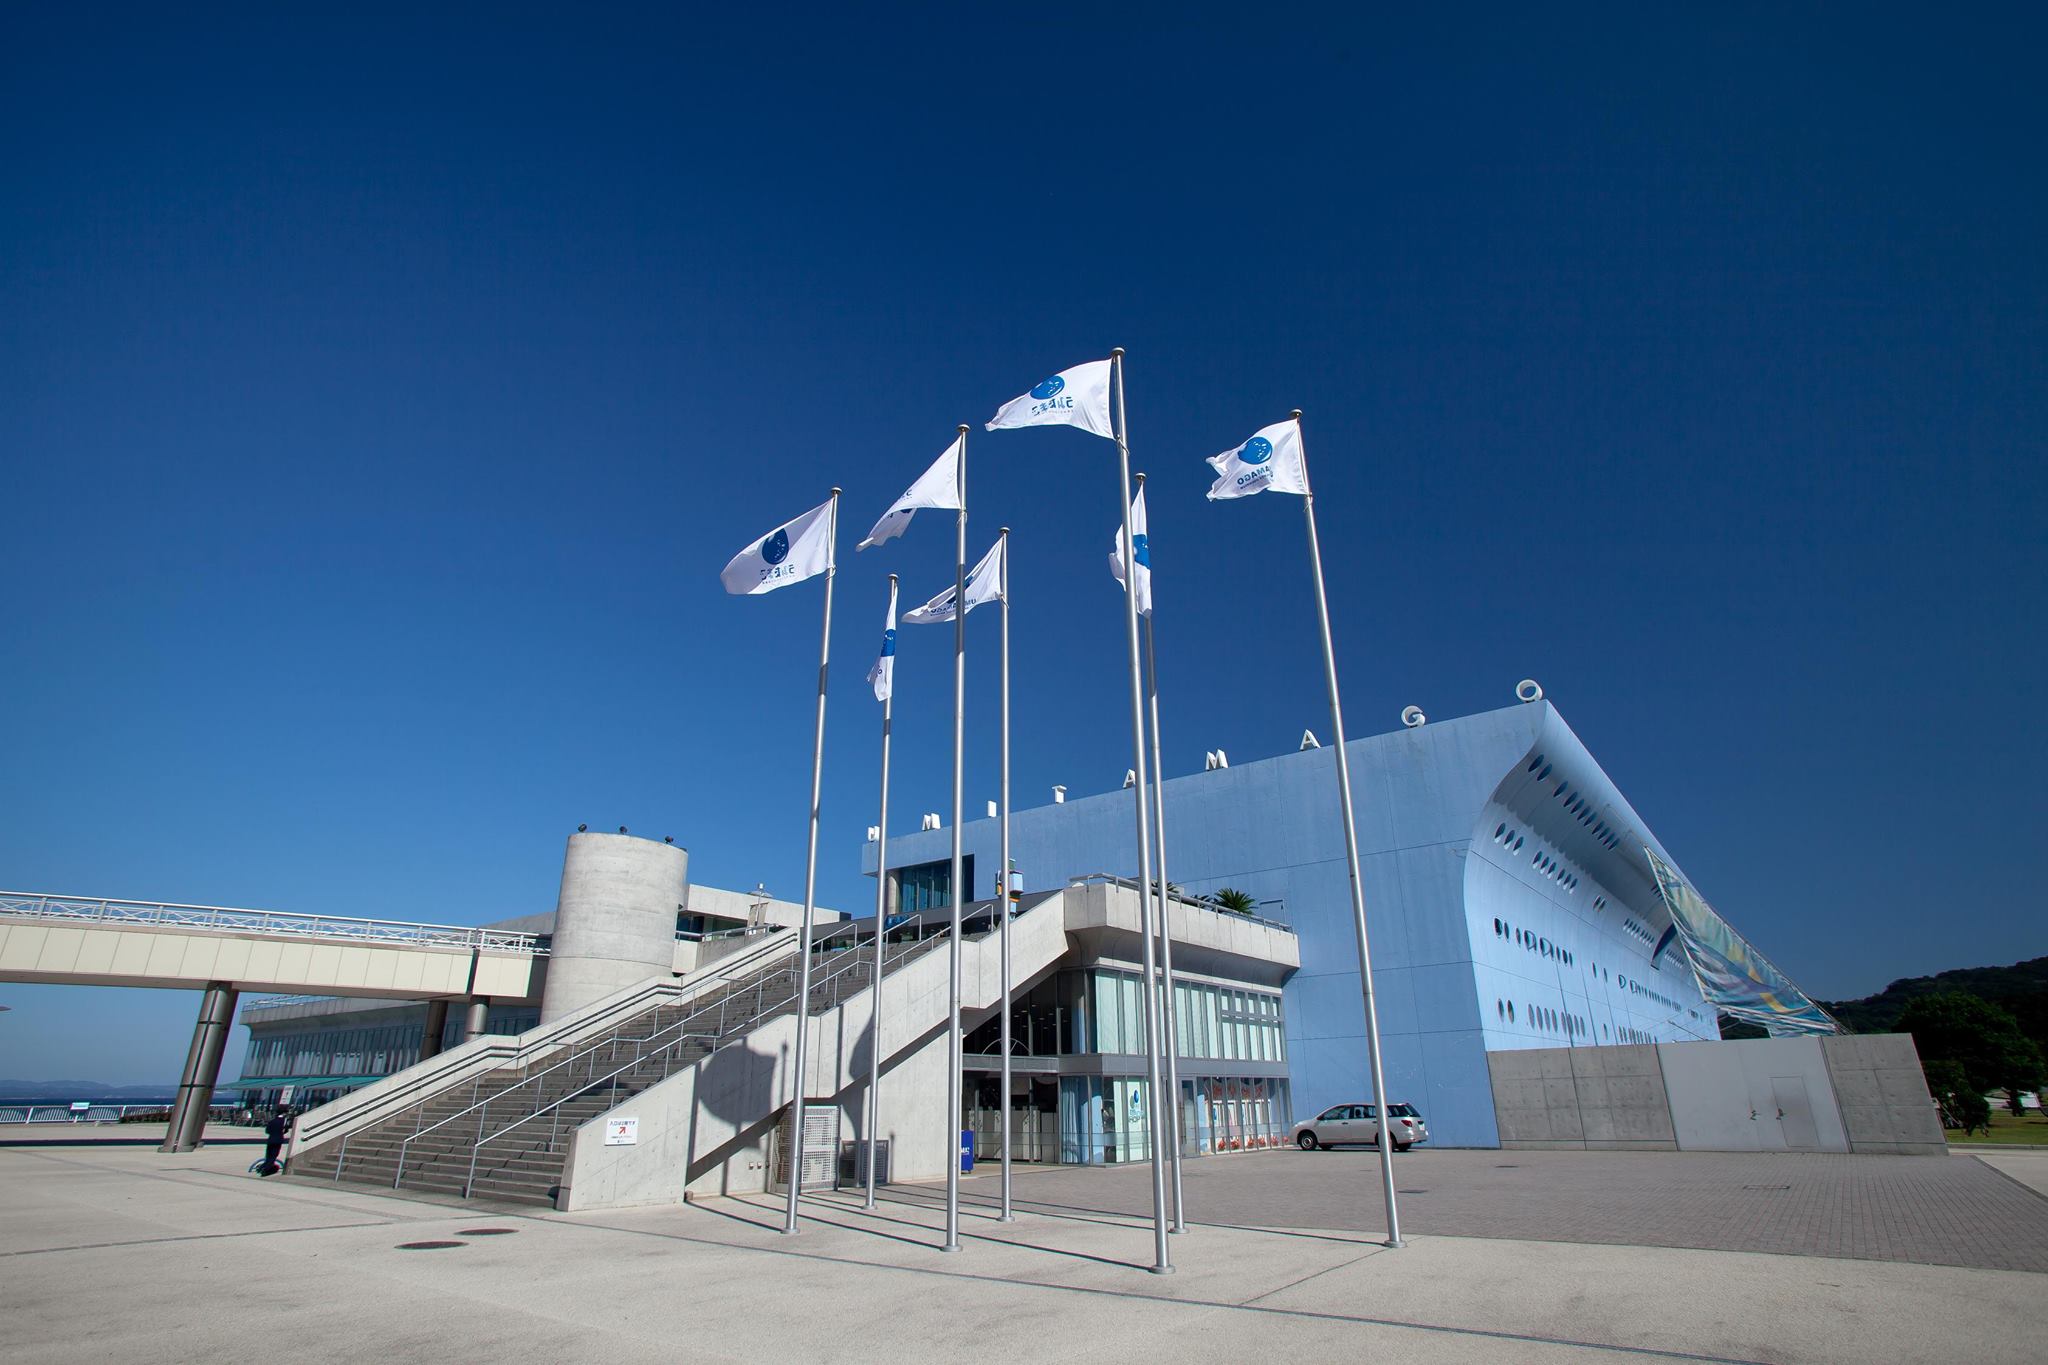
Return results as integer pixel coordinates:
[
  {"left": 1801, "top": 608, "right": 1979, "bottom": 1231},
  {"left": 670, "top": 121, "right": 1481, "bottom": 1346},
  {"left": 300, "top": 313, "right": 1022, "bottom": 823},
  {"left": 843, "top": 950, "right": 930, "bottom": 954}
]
[{"left": 259, "top": 1107, "right": 292, "bottom": 1176}]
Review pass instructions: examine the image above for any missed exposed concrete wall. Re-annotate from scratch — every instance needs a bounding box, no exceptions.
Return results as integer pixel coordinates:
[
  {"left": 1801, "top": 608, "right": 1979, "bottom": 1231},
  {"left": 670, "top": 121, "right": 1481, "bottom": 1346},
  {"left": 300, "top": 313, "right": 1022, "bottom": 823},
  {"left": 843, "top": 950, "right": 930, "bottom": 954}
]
[
  {"left": 1820, "top": 1033, "right": 1946, "bottom": 1154},
  {"left": 1489, "top": 1034, "right": 1940, "bottom": 1155},
  {"left": 541, "top": 833, "right": 688, "bottom": 1025}
]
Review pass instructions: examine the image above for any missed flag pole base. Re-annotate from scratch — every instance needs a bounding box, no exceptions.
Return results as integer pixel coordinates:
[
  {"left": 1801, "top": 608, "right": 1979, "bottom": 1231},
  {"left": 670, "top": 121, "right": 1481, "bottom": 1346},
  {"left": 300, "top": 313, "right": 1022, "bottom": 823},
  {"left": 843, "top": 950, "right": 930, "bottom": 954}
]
[
  {"left": 941, "top": 1241, "right": 961, "bottom": 1253},
  {"left": 1383, "top": 1238, "right": 1407, "bottom": 1249},
  {"left": 995, "top": 1213, "right": 1017, "bottom": 1223},
  {"left": 1147, "top": 1263, "right": 1177, "bottom": 1276}
]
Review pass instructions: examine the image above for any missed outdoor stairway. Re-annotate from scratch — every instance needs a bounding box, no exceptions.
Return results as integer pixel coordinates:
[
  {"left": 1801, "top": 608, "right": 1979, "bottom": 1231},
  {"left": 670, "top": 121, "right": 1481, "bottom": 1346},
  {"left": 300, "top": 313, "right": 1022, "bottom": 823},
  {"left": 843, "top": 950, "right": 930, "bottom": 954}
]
[{"left": 291, "top": 931, "right": 952, "bottom": 1206}]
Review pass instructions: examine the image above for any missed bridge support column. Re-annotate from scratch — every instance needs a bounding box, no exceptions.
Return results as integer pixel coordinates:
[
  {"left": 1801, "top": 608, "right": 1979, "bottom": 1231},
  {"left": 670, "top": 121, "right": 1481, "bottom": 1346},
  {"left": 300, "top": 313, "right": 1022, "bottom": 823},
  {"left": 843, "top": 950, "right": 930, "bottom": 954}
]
[
  {"left": 159, "top": 982, "right": 238, "bottom": 1153},
  {"left": 462, "top": 997, "right": 490, "bottom": 1042},
  {"left": 419, "top": 999, "right": 450, "bottom": 1061}
]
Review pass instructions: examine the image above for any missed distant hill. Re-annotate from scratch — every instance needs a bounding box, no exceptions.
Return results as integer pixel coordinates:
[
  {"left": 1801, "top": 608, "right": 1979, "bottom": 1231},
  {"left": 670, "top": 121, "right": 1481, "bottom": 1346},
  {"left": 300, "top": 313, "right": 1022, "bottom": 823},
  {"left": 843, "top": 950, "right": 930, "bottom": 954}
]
[
  {"left": 0, "top": 1079, "right": 176, "bottom": 1100},
  {"left": 1821, "top": 957, "right": 2048, "bottom": 1049}
]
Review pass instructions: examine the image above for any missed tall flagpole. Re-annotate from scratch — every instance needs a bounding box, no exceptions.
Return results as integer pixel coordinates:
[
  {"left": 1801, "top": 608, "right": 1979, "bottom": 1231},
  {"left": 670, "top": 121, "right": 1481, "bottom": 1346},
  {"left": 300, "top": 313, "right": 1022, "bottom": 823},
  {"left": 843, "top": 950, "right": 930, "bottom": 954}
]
[
  {"left": 1294, "top": 410, "right": 1404, "bottom": 1249},
  {"left": 1134, "top": 472, "right": 1186, "bottom": 1234},
  {"left": 1112, "top": 349, "right": 1174, "bottom": 1275},
  {"left": 865, "top": 573, "right": 898, "bottom": 1210},
  {"left": 944, "top": 424, "right": 967, "bottom": 1253},
  {"left": 783, "top": 486, "right": 839, "bottom": 1236},
  {"left": 997, "top": 525, "right": 1016, "bottom": 1223}
]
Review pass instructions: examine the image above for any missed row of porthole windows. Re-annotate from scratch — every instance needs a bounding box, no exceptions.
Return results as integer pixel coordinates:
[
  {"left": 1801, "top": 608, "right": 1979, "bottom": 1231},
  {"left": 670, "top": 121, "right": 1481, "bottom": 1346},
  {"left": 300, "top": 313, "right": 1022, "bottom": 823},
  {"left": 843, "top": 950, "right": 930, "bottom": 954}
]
[
  {"left": 1616, "top": 1025, "right": 1655, "bottom": 1044},
  {"left": 1621, "top": 917, "right": 1656, "bottom": 946},
  {"left": 1617, "top": 975, "right": 1683, "bottom": 1013},
  {"left": 1492, "top": 822, "right": 1526, "bottom": 853},
  {"left": 1523, "top": 751, "right": 1625, "bottom": 852},
  {"left": 1531, "top": 847, "right": 1580, "bottom": 892},
  {"left": 1490, "top": 917, "right": 1576, "bottom": 967},
  {"left": 1592, "top": 895, "right": 1609, "bottom": 911},
  {"left": 1495, "top": 998, "right": 1588, "bottom": 1039}
]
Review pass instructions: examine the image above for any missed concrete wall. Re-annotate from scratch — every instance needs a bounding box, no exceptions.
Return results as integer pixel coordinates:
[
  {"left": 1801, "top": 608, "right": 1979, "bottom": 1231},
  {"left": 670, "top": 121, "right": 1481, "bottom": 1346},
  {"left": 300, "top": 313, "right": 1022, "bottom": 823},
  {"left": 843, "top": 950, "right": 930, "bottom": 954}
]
[
  {"left": 1488, "top": 1034, "right": 1943, "bottom": 1155},
  {"left": 541, "top": 833, "right": 688, "bottom": 1025},
  {"left": 1819, "top": 1033, "right": 1948, "bottom": 1154}
]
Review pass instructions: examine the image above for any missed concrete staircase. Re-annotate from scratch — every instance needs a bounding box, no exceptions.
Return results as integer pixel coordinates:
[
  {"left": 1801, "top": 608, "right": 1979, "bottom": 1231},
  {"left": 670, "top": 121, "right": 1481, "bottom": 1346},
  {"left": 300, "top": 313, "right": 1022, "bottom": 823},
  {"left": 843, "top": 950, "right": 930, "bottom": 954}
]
[{"left": 291, "top": 932, "right": 949, "bottom": 1206}]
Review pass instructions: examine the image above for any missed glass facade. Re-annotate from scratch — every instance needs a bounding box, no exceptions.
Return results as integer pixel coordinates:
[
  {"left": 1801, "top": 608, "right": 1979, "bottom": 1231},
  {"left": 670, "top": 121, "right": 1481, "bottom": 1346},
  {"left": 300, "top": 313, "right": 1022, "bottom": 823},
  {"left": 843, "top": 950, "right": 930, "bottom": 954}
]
[
  {"left": 896, "top": 856, "right": 974, "bottom": 915},
  {"left": 961, "top": 967, "right": 1290, "bottom": 1167},
  {"left": 236, "top": 1003, "right": 540, "bottom": 1100}
]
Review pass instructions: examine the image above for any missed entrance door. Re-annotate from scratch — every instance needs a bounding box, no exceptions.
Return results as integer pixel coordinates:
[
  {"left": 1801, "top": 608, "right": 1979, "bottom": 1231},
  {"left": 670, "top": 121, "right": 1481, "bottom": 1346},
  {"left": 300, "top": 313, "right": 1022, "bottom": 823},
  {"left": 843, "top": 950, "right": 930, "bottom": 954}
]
[{"left": 1770, "top": 1076, "right": 1821, "bottom": 1150}]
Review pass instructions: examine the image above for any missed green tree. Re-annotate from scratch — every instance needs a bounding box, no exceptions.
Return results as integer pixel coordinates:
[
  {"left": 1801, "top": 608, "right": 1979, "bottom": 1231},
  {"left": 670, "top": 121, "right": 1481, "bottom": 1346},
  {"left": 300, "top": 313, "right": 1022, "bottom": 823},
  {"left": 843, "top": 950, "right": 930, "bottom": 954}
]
[
  {"left": 1923, "top": 1059, "right": 1991, "bottom": 1135},
  {"left": 1896, "top": 991, "right": 2047, "bottom": 1098},
  {"left": 1211, "top": 888, "right": 1257, "bottom": 915}
]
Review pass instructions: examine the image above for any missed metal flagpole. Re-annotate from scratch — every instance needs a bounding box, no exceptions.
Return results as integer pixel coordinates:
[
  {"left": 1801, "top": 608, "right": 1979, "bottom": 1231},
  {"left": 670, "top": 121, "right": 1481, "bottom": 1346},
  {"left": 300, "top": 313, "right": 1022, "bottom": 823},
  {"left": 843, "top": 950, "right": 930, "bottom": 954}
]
[
  {"left": 783, "top": 486, "right": 839, "bottom": 1236},
  {"left": 865, "top": 573, "right": 898, "bottom": 1210},
  {"left": 1112, "top": 349, "right": 1174, "bottom": 1275},
  {"left": 944, "top": 424, "right": 967, "bottom": 1253},
  {"left": 1134, "top": 472, "right": 1186, "bottom": 1234},
  {"left": 997, "top": 525, "right": 1016, "bottom": 1222},
  {"left": 1293, "top": 410, "right": 1404, "bottom": 1249}
]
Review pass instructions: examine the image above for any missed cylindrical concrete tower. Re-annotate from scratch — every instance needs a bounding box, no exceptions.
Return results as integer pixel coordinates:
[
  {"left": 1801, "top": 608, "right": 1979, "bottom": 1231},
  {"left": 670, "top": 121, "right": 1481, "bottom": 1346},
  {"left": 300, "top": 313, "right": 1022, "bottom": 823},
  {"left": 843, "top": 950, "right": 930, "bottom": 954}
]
[{"left": 539, "top": 832, "right": 687, "bottom": 1024}]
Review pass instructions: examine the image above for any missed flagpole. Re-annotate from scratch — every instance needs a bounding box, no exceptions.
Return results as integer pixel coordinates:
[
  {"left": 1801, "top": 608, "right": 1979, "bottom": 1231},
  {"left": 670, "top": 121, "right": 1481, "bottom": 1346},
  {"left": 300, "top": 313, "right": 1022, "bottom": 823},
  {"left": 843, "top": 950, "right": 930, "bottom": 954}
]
[
  {"left": 782, "top": 486, "right": 839, "bottom": 1237},
  {"left": 1133, "top": 472, "right": 1186, "bottom": 1234},
  {"left": 997, "top": 525, "right": 1016, "bottom": 1222},
  {"left": 1112, "top": 349, "right": 1174, "bottom": 1275},
  {"left": 944, "top": 424, "right": 967, "bottom": 1253},
  {"left": 1293, "top": 410, "right": 1404, "bottom": 1249},
  {"left": 865, "top": 573, "right": 897, "bottom": 1210}
]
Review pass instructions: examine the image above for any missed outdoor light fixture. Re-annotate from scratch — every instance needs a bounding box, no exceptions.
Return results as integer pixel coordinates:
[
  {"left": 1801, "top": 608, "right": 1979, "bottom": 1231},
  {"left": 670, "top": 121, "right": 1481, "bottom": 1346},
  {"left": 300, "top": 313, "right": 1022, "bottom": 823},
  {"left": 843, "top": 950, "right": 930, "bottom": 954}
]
[{"left": 578, "top": 824, "right": 587, "bottom": 832}]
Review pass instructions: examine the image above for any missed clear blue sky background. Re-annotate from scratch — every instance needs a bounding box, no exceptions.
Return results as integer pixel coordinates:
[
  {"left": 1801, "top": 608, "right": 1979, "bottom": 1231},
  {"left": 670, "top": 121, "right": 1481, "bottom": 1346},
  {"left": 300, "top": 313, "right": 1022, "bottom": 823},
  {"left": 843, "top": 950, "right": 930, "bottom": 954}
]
[{"left": 3, "top": 6, "right": 2042, "bottom": 1085}]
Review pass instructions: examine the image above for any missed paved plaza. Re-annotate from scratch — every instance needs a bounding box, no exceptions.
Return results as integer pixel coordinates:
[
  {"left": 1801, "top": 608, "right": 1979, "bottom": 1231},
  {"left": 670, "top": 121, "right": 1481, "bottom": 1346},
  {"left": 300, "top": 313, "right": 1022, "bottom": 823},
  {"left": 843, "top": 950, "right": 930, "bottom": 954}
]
[{"left": 1, "top": 1140, "right": 2041, "bottom": 1363}]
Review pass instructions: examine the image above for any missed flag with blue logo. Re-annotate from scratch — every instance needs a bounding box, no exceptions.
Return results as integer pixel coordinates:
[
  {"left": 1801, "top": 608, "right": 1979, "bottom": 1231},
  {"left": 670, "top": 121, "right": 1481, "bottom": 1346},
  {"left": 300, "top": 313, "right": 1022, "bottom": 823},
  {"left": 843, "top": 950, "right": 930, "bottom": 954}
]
[
  {"left": 1108, "top": 484, "right": 1152, "bottom": 616},
  {"left": 903, "top": 536, "right": 1005, "bottom": 625},
  {"left": 1205, "top": 417, "right": 1309, "bottom": 500},
  {"left": 867, "top": 592, "right": 897, "bottom": 702},
  {"left": 985, "top": 359, "right": 1114, "bottom": 441},
  {"left": 719, "top": 498, "right": 835, "bottom": 595},
  {"left": 858, "top": 433, "right": 962, "bottom": 551}
]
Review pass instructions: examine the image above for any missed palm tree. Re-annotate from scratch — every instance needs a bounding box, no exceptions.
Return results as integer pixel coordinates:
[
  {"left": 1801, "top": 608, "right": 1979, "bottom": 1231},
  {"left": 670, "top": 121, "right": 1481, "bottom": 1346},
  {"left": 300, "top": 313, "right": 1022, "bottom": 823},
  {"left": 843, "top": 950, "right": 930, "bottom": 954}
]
[{"left": 1212, "top": 888, "right": 1257, "bottom": 915}]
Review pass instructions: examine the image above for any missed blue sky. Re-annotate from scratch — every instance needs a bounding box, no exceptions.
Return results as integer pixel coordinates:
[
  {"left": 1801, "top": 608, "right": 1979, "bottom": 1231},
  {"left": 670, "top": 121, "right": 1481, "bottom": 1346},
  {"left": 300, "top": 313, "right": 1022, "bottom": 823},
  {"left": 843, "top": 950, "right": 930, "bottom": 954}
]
[{"left": 2, "top": 6, "right": 2042, "bottom": 1084}]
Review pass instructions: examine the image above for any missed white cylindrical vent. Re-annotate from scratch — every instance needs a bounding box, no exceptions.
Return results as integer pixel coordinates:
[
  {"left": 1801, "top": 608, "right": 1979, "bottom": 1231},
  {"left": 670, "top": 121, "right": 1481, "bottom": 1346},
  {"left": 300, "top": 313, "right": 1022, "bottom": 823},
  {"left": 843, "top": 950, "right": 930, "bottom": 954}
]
[
  {"left": 1517, "top": 678, "right": 1544, "bottom": 703},
  {"left": 540, "top": 833, "right": 688, "bottom": 1025},
  {"left": 1052, "top": 786, "right": 1067, "bottom": 803}
]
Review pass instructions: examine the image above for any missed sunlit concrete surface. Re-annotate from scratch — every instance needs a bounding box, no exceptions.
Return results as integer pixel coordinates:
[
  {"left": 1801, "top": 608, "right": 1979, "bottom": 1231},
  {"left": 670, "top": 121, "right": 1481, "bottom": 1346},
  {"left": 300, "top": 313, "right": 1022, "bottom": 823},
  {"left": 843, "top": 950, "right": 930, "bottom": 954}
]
[{"left": 1, "top": 1142, "right": 2040, "bottom": 1364}]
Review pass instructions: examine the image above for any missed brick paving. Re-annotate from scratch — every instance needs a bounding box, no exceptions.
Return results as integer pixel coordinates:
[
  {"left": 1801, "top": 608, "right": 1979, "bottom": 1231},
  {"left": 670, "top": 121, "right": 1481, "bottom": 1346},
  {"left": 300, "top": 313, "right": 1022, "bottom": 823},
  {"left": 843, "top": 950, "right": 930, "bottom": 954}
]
[{"left": 940, "top": 1147, "right": 2048, "bottom": 1273}]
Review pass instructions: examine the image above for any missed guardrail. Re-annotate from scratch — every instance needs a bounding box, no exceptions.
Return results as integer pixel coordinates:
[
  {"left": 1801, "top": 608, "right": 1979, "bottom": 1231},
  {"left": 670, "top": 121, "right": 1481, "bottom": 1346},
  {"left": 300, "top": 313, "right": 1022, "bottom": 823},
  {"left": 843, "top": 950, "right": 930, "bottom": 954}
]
[
  {"left": 1064, "top": 872, "right": 1295, "bottom": 934},
  {"left": 0, "top": 1103, "right": 240, "bottom": 1125},
  {"left": 0, "top": 891, "right": 548, "bottom": 955}
]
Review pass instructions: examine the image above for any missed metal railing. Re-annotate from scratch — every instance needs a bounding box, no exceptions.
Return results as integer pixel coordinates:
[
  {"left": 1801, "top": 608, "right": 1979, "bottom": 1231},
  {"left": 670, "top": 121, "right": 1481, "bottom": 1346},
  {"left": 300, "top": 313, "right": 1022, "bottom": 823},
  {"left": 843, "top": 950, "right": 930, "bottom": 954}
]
[
  {"left": 387, "top": 929, "right": 949, "bottom": 1196},
  {"left": 0, "top": 892, "right": 548, "bottom": 955},
  {"left": 0, "top": 1103, "right": 239, "bottom": 1125},
  {"left": 1064, "top": 872, "right": 1295, "bottom": 934}
]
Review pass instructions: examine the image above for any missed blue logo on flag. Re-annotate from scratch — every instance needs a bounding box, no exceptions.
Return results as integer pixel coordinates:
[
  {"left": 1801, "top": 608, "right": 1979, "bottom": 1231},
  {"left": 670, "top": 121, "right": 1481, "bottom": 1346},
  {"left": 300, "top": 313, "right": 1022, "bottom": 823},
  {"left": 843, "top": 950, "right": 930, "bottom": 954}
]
[
  {"left": 880, "top": 628, "right": 896, "bottom": 657},
  {"left": 1133, "top": 533, "right": 1150, "bottom": 568},
  {"left": 1030, "top": 375, "right": 1065, "bottom": 401},
  {"left": 762, "top": 528, "right": 790, "bottom": 565},
  {"left": 1239, "top": 436, "right": 1273, "bottom": 466}
]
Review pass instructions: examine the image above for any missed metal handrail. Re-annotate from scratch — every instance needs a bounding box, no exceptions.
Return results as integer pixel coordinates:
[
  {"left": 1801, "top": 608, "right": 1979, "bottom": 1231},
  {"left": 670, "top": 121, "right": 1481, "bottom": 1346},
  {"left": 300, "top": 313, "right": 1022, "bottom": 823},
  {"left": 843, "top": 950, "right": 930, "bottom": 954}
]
[
  {"left": 294, "top": 927, "right": 795, "bottom": 1149},
  {"left": 0, "top": 891, "right": 547, "bottom": 955},
  {"left": 1065, "top": 871, "right": 1295, "bottom": 934},
  {"left": 394, "top": 930, "right": 947, "bottom": 1194}
]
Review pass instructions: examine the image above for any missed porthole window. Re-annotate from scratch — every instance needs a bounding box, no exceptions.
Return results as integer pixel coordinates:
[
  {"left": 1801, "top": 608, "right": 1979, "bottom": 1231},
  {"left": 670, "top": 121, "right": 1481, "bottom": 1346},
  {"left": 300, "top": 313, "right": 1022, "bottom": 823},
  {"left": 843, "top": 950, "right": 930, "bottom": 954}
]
[
  {"left": 1514, "top": 836, "right": 1524, "bottom": 851},
  {"left": 1495, "top": 822, "right": 1506, "bottom": 840},
  {"left": 1538, "top": 764, "right": 1551, "bottom": 780}
]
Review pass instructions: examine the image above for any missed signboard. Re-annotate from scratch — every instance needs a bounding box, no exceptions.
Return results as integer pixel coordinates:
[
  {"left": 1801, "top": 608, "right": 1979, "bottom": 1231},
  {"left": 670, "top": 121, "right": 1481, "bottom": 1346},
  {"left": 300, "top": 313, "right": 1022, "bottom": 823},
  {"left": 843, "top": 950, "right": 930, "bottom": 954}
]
[
  {"left": 69, "top": 1101, "right": 91, "bottom": 1113},
  {"left": 604, "top": 1117, "right": 639, "bottom": 1146},
  {"left": 279, "top": 1086, "right": 296, "bottom": 1107}
]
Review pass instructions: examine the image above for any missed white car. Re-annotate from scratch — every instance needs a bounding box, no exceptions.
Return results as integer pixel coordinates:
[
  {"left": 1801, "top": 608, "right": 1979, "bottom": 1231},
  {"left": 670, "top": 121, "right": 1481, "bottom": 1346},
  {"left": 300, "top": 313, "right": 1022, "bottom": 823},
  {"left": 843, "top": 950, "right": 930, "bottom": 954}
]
[{"left": 1292, "top": 1102, "right": 1429, "bottom": 1152}]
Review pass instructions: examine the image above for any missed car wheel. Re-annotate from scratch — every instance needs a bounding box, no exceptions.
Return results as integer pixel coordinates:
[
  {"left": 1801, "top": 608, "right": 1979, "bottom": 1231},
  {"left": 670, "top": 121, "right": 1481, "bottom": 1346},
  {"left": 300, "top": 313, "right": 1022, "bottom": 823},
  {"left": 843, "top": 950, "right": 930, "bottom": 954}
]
[
  {"left": 1297, "top": 1132, "right": 1318, "bottom": 1151},
  {"left": 1395, "top": 1142, "right": 1412, "bottom": 1153}
]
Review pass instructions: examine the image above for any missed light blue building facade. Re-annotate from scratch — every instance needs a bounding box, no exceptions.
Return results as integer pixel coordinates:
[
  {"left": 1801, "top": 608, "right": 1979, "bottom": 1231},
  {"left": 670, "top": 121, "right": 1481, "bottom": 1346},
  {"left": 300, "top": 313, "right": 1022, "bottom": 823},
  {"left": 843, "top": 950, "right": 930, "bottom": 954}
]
[{"left": 866, "top": 697, "right": 1763, "bottom": 1149}]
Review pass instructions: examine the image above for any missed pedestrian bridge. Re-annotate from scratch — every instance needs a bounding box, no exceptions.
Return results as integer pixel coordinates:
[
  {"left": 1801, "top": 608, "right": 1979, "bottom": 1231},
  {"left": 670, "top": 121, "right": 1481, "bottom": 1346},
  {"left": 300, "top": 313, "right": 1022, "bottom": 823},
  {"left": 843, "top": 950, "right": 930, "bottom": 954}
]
[{"left": 0, "top": 891, "right": 546, "bottom": 1002}]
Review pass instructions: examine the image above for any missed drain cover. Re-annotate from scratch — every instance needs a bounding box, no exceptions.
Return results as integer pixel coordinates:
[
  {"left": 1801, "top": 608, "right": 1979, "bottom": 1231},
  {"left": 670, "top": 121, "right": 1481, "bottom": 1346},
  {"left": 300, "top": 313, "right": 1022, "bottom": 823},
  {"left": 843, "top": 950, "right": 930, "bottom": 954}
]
[
  {"left": 1397, "top": 1189, "right": 1429, "bottom": 1194},
  {"left": 396, "top": 1240, "right": 467, "bottom": 1250},
  {"left": 1495, "top": 1164, "right": 1520, "bottom": 1169},
  {"left": 457, "top": 1228, "right": 518, "bottom": 1236},
  {"left": 1741, "top": 1184, "right": 1791, "bottom": 1191}
]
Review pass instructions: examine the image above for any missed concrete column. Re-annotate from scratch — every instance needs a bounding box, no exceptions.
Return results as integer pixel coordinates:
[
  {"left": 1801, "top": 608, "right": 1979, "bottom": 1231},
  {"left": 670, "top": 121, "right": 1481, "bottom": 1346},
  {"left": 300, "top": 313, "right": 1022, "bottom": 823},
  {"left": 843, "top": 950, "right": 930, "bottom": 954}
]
[
  {"left": 159, "top": 982, "right": 239, "bottom": 1153},
  {"left": 539, "top": 832, "right": 689, "bottom": 1024},
  {"left": 419, "top": 999, "right": 451, "bottom": 1061},
  {"left": 463, "top": 997, "right": 491, "bottom": 1042}
]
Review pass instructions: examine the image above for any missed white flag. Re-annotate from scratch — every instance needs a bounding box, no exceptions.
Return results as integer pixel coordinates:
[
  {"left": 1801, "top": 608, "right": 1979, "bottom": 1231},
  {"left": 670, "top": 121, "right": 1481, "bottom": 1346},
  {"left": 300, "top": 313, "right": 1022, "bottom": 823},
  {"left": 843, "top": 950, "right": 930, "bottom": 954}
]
[
  {"left": 867, "top": 593, "right": 897, "bottom": 702},
  {"left": 1108, "top": 485, "right": 1152, "bottom": 616},
  {"left": 985, "top": 358, "right": 1114, "bottom": 441},
  {"left": 903, "top": 536, "right": 1006, "bottom": 625},
  {"left": 858, "top": 434, "right": 962, "bottom": 551},
  {"left": 719, "top": 498, "right": 835, "bottom": 595},
  {"left": 1205, "top": 417, "right": 1309, "bottom": 500}
]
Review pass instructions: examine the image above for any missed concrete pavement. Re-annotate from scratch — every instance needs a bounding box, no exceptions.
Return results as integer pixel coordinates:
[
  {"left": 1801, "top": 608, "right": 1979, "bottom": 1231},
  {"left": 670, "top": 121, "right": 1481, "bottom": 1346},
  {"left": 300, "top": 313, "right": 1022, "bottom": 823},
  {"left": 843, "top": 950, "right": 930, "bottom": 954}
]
[{"left": 0, "top": 1141, "right": 2039, "bottom": 1364}]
